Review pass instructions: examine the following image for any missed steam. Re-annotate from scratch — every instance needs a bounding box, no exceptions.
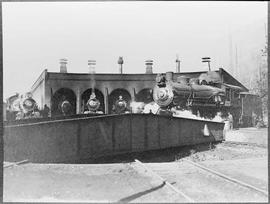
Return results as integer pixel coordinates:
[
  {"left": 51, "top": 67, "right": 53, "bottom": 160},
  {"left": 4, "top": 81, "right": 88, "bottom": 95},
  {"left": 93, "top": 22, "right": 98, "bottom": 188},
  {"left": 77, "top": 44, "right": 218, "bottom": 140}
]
[
  {"left": 130, "top": 101, "right": 145, "bottom": 113},
  {"left": 173, "top": 109, "right": 225, "bottom": 122},
  {"left": 90, "top": 73, "right": 96, "bottom": 94},
  {"left": 129, "top": 101, "right": 225, "bottom": 123},
  {"left": 143, "top": 102, "right": 159, "bottom": 114},
  {"left": 173, "top": 110, "right": 206, "bottom": 121},
  {"left": 88, "top": 60, "right": 96, "bottom": 95}
]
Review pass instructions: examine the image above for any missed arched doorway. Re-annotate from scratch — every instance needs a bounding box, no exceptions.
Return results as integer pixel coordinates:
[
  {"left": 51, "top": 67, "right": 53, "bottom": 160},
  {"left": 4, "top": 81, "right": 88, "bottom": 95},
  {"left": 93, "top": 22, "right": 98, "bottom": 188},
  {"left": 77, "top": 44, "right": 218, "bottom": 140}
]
[
  {"left": 109, "top": 89, "right": 131, "bottom": 114},
  {"left": 136, "top": 88, "right": 153, "bottom": 104},
  {"left": 81, "top": 88, "right": 105, "bottom": 113},
  {"left": 51, "top": 88, "right": 76, "bottom": 116}
]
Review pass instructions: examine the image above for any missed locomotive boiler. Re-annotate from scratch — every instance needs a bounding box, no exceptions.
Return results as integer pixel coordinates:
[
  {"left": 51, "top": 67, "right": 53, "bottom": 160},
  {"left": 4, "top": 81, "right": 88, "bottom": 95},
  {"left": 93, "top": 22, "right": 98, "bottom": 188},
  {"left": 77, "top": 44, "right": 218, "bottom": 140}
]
[{"left": 153, "top": 73, "right": 225, "bottom": 117}]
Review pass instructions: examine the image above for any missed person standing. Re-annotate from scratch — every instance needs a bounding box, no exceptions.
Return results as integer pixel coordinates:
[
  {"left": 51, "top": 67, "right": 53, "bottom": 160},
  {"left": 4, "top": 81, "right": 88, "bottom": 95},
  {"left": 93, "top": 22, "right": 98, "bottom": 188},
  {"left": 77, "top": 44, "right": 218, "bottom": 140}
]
[
  {"left": 228, "top": 112, "right": 233, "bottom": 130},
  {"left": 42, "top": 104, "right": 50, "bottom": 118}
]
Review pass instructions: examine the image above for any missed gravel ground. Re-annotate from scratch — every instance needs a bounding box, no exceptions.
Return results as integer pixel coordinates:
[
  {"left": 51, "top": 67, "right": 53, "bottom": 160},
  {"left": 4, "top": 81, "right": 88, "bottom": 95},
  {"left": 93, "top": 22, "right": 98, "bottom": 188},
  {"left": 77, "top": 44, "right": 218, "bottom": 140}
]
[
  {"left": 225, "top": 128, "right": 268, "bottom": 147},
  {"left": 82, "top": 140, "right": 267, "bottom": 164},
  {"left": 182, "top": 142, "right": 267, "bottom": 163}
]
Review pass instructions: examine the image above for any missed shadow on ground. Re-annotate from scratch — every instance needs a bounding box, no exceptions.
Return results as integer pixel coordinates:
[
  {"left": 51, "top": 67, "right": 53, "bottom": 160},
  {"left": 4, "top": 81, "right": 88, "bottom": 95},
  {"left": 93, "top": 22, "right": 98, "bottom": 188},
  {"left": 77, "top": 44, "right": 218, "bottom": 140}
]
[{"left": 76, "top": 142, "right": 220, "bottom": 164}]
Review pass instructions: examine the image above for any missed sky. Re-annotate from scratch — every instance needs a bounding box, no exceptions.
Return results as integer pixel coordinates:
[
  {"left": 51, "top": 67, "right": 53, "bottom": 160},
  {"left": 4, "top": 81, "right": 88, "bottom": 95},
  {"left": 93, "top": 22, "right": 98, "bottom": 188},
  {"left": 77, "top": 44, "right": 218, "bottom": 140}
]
[{"left": 2, "top": 1, "right": 267, "bottom": 99}]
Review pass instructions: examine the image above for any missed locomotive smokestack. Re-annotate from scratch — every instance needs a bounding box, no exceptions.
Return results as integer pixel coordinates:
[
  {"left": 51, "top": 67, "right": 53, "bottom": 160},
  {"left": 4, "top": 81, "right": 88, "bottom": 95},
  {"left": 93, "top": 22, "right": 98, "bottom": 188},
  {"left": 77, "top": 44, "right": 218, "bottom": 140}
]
[
  {"left": 118, "top": 57, "right": 124, "bottom": 74},
  {"left": 165, "top": 71, "right": 174, "bottom": 81},
  {"left": 88, "top": 60, "right": 96, "bottom": 74},
  {"left": 60, "top": 58, "right": 68, "bottom": 73},
  {"left": 145, "top": 60, "right": 153, "bottom": 74}
]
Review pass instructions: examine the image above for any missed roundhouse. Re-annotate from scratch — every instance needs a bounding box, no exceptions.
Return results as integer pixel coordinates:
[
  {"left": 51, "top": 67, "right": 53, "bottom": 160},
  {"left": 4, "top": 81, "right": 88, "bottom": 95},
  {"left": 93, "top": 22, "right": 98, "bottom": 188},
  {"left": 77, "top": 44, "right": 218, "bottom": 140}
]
[{"left": 30, "top": 60, "right": 249, "bottom": 117}]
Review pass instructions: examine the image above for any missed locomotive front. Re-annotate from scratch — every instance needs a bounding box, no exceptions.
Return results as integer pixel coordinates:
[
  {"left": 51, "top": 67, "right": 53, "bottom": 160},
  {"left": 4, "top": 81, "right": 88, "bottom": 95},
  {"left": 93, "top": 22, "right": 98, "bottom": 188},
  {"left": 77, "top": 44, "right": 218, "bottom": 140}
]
[
  {"left": 84, "top": 92, "right": 103, "bottom": 114},
  {"left": 112, "top": 95, "right": 130, "bottom": 114},
  {"left": 87, "top": 93, "right": 100, "bottom": 112},
  {"left": 15, "top": 92, "right": 40, "bottom": 119}
]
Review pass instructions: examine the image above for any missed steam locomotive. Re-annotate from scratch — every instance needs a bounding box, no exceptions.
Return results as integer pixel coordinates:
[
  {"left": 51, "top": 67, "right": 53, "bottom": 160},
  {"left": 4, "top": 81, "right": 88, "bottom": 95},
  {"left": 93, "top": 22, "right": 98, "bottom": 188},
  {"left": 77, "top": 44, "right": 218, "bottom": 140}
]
[
  {"left": 153, "top": 73, "right": 225, "bottom": 117},
  {"left": 9, "top": 92, "right": 40, "bottom": 120},
  {"left": 83, "top": 92, "right": 103, "bottom": 114},
  {"left": 111, "top": 95, "right": 130, "bottom": 114},
  {"left": 57, "top": 92, "right": 130, "bottom": 116}
]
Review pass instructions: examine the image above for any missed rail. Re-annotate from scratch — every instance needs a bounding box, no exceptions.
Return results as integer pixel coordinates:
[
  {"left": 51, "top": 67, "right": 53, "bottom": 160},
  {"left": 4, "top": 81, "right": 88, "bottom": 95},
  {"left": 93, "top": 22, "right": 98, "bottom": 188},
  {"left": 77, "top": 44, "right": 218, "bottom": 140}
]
[
  {"left": 4, "top": 160, "right": 29, "bottom": 168},
  {"left": 134, "top": 159, "right": 195, "bottom": 202},
  {"left": 181, "top": 158, "right": 268, "bottom": 197}
]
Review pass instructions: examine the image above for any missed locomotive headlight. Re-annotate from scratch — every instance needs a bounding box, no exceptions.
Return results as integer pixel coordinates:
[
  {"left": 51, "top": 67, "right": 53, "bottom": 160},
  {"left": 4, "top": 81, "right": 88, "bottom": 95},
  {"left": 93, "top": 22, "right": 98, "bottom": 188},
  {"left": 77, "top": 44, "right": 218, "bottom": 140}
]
[
  {"left": 89, "top": 100, "right": 96, "bottom": 107},
  {"left": 87, "top": 98, "right": 100, "bottom": 111},
  {"left": 25, "top": 100, "right": 33, "bottom": 107},
  {"left": 118, "top": 101, "right": 125, "bottom": 107}
]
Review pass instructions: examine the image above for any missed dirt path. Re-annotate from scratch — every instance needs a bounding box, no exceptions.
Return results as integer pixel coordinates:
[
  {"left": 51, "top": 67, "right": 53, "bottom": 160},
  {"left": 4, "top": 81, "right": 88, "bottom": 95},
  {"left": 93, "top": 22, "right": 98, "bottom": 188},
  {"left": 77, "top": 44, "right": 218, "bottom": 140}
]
[
  {"left": 4, "top": 139, "right": 268, "bottom": 203},
  {"left": 4, "top": 163, "right": 187, "bottom": 202}
]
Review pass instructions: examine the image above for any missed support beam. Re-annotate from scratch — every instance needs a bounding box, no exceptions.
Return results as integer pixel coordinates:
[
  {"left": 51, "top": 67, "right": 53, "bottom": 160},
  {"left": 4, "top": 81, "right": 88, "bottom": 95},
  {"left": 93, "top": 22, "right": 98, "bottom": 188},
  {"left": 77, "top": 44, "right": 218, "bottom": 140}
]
[
  {"left": 132, "top": 88, "right": 136, "bottom": 102},
  {"left": 76, "top": 88, "right": 81, "bottom": 114},
  {"left": 104, "top": 87, "right": 109, "bottom": 114}
]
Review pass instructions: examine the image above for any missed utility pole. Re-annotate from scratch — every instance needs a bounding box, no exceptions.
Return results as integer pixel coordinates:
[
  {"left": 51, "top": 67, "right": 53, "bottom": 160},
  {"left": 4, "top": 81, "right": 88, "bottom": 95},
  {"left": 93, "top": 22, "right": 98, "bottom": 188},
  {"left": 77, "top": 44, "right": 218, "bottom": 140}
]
[
  {"left": 176, "top": 55, "right": 181, "bottom": 73},
  {"left": 118, "top": 56, "right": 124, "bottom": 74}
]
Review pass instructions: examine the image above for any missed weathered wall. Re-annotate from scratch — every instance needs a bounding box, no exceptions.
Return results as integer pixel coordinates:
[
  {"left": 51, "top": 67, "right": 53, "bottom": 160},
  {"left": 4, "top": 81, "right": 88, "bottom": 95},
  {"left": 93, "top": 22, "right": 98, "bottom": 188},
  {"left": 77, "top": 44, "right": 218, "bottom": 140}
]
[
  {"left": 31, "top": 70, "right": 47, "bottom": 109},
  {"left": 4, "top": 114, "right": 224, "bottom": 163}
]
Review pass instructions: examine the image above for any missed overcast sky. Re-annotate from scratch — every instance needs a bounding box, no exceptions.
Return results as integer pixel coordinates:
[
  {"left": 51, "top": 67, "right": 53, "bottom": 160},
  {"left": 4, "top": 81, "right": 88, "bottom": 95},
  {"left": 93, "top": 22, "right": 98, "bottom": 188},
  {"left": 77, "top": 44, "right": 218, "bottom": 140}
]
[{"left": 2, "top": 1, "right": 267, "bottom": 99}]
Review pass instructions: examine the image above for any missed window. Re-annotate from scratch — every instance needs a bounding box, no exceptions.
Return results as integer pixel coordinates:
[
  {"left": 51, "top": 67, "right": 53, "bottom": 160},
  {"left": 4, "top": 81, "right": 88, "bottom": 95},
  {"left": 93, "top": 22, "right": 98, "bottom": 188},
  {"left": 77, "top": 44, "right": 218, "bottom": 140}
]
[
  {"left": 233, "top": 91, "right": 239, "bottom": 99},
  {"left": 225, "top": 88, "right": 230, "bottom": 101}
]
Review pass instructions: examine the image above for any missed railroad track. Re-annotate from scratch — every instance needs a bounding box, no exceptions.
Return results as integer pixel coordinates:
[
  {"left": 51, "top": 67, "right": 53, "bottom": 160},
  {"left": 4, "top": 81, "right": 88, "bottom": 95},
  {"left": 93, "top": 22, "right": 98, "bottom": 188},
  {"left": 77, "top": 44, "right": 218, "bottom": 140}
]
[
  {"left": 4, "top": 160, "right": 29, "bottom": 168},
  {"left": 134, "top": 159, "right": 195, "bottom": 202},
  {"left": 181, "top": 159, "right": 268, "bottom": 196},
  {"left": 133, "top": 159, "right": 268, "bottom": 202},
  {"left": 3, "top": 158, "right": 267, "bottom": 202},
  {"left": 223, "top": 140, "right": 267, "bottom": 148}
]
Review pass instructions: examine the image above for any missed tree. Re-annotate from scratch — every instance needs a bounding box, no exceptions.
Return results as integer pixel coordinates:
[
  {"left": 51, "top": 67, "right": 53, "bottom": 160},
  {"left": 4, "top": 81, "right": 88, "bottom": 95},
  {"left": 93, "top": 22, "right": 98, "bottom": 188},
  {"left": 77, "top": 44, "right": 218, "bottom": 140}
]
[{"left": 250, "top": 40, "right": 268, "bottom": 124}]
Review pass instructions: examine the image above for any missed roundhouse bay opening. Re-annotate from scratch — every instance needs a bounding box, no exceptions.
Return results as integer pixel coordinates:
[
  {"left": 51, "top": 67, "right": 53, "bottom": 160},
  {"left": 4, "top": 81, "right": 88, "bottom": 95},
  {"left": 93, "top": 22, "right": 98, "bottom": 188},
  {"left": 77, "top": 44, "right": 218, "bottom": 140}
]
[
  {"left": 81, "top": 88, "right": 105, "bottom": 113},
  {"left": 51, "top": 88, "right": 76, "bottom": 117},
  {"left": 136, "top": 88, "right": 153, "bottom": 104},
  {"left": 108, "top": 88, "right": 131, "bottom": 114}
]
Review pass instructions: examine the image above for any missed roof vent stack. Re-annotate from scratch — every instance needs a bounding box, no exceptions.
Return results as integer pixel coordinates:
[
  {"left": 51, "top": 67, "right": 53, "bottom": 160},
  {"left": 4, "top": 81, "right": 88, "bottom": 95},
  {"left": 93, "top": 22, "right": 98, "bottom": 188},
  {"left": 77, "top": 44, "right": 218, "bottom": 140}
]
[
  {"left": 60, "top": 58, "right": 68, "bottom": 73},
  {"left": 88, "top": 60, "right": 96, "bottom": 74},
  {"left": 145, "top": 60, "right": 153, "bottom": 74}
]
